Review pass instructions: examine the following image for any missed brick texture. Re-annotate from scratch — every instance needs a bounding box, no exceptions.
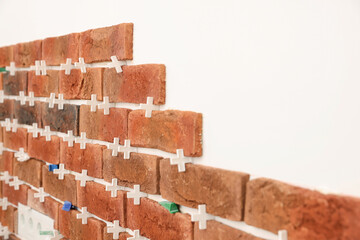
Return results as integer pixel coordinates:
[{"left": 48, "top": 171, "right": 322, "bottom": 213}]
[
  {"left": 13, "top": 158, "right": 44, "bottom": 188},
  {"left": 0, "top": 205, "right": 16, "bottom": 232},
  {"left": 13, "top": 40, "right": 42, "bottom": 67},
  {"left": 129, "top": 110, "right": 203, "bottom": 156},
  {"left": 14, "top": 101, "right": 42, "bottom": 126},
  {"left": 3, "top": 183, "right": 29, "bottom": 205},
  {"left": 0, "top": 151, "right": 15, "bottom": 175},
  {"left": 0, "top": 45, "right": 14, "bottom": 68},
  {"left": 28, "top": 70, "right": 59, "bottom": 97},
  {"left": 79, "top": 23, "right": 133, "bottom": 63},
  {"left": 0, "top": 99, "right": 14, "bottom": 121},
  {"left": 3, "top": 127, "right": 28, "bottom": 151},
  {"left": 2, "top": 71, "right": 27, "bottom": 96},
  {"left": 244, "top": 178, "right": 360, "bottom": 240},
  {"left": 160, "top": 161, "right": 249, "bottom": 221},
  {"left": 28, "top": 134, "right": 60, "bottom": 164}
]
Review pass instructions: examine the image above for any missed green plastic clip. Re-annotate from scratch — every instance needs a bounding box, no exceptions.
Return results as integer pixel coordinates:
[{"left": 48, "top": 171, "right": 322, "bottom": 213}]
[
  {"left": 0, "top": 67, "right": 6, "bottom": 72},
  {"left": 39, "top": 231, "right": 54, "bottom": 236},
  {"left": 159, "top": 201, "right": 179, "bottom": 214}
]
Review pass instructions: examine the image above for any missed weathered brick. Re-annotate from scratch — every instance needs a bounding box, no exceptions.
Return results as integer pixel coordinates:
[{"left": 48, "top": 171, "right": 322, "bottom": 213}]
[
  {"left": 28, "top": 134, "right": 60, "bottom": 164},
  {"left": 129, "top": 110, "right": 203, "bottom": 156},
  {"left": 42, "top": 165, "right": 77, "bottom": 204},
  {"left": 79, "top": 105, "right": 129, "bottom": 143},
  {"left": 28, "top": 70, "right": 59, "bottom": 97},
  {"left": 41, "top": 102, "right": 79, "bottom": 135},
  {"left": 2, "top": 71, "right": 27, "bottom": 96},
  {"left": 27, "top": 188, "right": 60, "bottom": 229},
  {"left": 60, "top": 140, "right": 104, "bottom": 178},
  {"left": 79, "top": 23, "right": 133, "bottom": 63},
  {"left": 0, "top": 45, "right": 14, "bottom": 68},
  {"left": 103, "top": 150, "right": 161, "bottom": 194},
  {"left": 3, "top": 182, "right": 29, "bottom": 205},
  {"left": 0, "top": 205, "right": 16, "bottom": 232},
  {"left": 103, "top": 64, "right": 166, "bottom": 104},
  {"left": 13, "top": 158, "right": 44, "bottom": 188},
  {"left": 244, "top": 178, "right": 360, "bottom": 240},
  {"left": 77, "top": 181, "right": 126, "bottom": 224},
  {"left": 59, "top": 68, "right": 103, "bottom": 100},
  {"left": 13, "top": 40, "right": 42, "bottom": 67},
  {"left": 160, "top": 161, "right": 249, "bottom": 221},
  {"left": 14, "top": 101, "right": 42, "bottom": 126},
  {"left": 127, "top": 197, "right": 193, "bottom": 240},
  {"left": 3, "top": 127, "right": 27, "bottom": 151},
  {"left": 0, "top": 151, "right": 15, "bottom": 175},
  {"left": 0, "top": 99, "right": 14, "bottom": 121},
  {"left": 42, "top": 33, "right": 79, "bottom": 66}
]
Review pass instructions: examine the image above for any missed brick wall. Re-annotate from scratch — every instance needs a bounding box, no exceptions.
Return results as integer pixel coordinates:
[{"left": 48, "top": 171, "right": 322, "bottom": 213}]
[{"left": 0, "top": 23, "right": 359, "bottom": 240}]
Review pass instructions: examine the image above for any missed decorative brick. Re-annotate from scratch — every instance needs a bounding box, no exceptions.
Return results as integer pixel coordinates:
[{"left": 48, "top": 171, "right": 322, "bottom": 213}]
[
  {"left": 103, "top": 150, "right": 161, "bottom": 194},
  {"left": 41, "top": 102, "right": 79, "bottom": 135},
  {"left": 2, "top": 71, "right": 27, "bottom": 96},
  {"left": 79, "top": 105, "right": 129, "bottom": 143},
  {"left": 13, "top": 40, "right": 42, "bottom": 67},
  {"left": 42, "top": 165, "right": 77, "bottom": 204},
  {"left": 0, "top": 205, "right": 16, "bottom": 232},
  {"left": 0, "top": 45, "right": 14, "bottom": 68},
  {"left": 28, "top": 70, "right": 59, "bottom": 97},
  {"left": 127, "top": 197, "right": 193, "bottom": 240},
  {"left": 0, "top": 151, "right": 15, "bottom": 175},
  {"left": 244, "top": 178, "right": 360, "bottom": 240},
  {"left": 60, "top": 140, "right": 104, "bottom": 178},
  {"left": 42, "top": 33, "right": 80, "bottom": 66},
  {"left": 77, "top": 181, "right": 126, "bottom": 224},
  {"left": 13, "top": 159, "right": 44, "bottom": 188},
  {"left": 79, "top": 23, "right": 133, "bottom": 63},
  {"left": 14, "top": 101, "right": 42, "bottom": 126},
  {"left": 27, "top": 188, "right": 60, "bottom": 229},
  {"left": 3, "top": 182, "right": 29, "bottom": 205},
  {"left": 28, "top": 134, "right": 60, "bottom": 164},
  {"left": 195, "top": 221, "right": 262, "bottom": 240},
  {"left": 59, "top": 68, "right": 103, "bottom": 100},
  {"left": 0, "top": 99, "right": 14, "bottom": 121},
  {"left": 160, "top": 161, "right": 249, "bottom": 221},
  {"left": 103, "top": 64, "right": 166, "bottom": 104},
  {"left": 129, "top": 110, "right": 203, "bottom": 156},
  {"left": 3, "top": 127, "right": 28, "bottom": 151}
]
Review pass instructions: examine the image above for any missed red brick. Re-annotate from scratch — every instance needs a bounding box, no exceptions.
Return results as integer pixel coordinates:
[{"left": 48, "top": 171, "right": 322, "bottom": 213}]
[
  {"left": 103, "top": 64, "right": 166, "bottom": 104},
  {"left": 42, "top": 165, "right": 77, "bottom": 204},
  {"left": 103, "top": 150, "right": 161, "bottom": 194},
  {"left": 3, "top": 182, "right": 29, "bottom": 205},
  {"left": 60, "top": 140, "right": 104, "bottom": 178},
  {"left": 79, "top": 105, "right": 129, "bottom": 143},
  {"left": 79, "top": 23, "right": 133, "bottom": 63},
  {"left": 160, "top": 161, "right": 249, "bottom": 221},
  {"left": 13, "top": 40, "right": 42, "bottom": 67},
  {"left": 0, "top": 151, "right": 15, "bottom": 175},
  {"left": 27, "top": 188, "right": 60, "bottom": 229},
  {"left": 2, "top": 71, "right": 27, "bottom": 96},
  {"left": 0, "top": 205, "right": 16, "bottom": 232},
  {"left": 103, "top": 231, "right": 130, "bottom": 240},
  {"left": 0, "top": 45, "right": 14, "bottom": 68},
  {"left": 195, "top": 221, "right": 262, "bottom": 240},
  {"left": 28, "top": 134, "right": 60, "bottom": 164},
  {"left": 59, "top": 68, "right": 103, "bottom": 100},
  {"left": 42, "top": 33, "right": 79, "bottom": 66},
  {"left": 244, "top": 178, "right": 360, "bottom": 240},
  {"left": 58, "top": 207, "right": 73, "bottom": 239},
  {"left": 77, "top": 181, "right": 126, "bottom": 224},
  {"left": 0, "top": 73, "right": 3, "bottom": 90},
  {"left": 127, "top": 197, "right": 193, "bottom": 240},
  {"left": 14, "top": 101, "right": 42, "bottom": 126},
  {"left": 129, "top": 110, "right": 203, "bottom": 156},
  {"left": 28, "top": 70, "right": 59, "bottom": 97},
  {"left": 0, "top": 99, "right": 14, "bottom": 121},
  {"left": 3, "top": 127, "right": 27, "bottom": 151},
  {"left": 13, "top": 159, "right": 44, "bottom": 188}
]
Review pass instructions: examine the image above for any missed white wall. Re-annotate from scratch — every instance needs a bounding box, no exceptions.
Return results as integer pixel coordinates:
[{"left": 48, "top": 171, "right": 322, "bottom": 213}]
[{"left": 0, "top": 0, "right": 359, "bottom": 197}]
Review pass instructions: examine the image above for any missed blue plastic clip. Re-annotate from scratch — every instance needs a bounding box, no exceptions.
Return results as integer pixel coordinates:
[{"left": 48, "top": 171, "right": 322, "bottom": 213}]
[
  {"left": 62, "top": 201, "right": 75, "bottom": 211},
  {"left": 49, "top": 164, "right": 59, "bottom": 172}
]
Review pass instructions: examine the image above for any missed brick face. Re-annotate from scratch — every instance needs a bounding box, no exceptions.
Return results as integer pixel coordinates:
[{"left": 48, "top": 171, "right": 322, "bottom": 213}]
[
  {"left": 0, "top": 205, "right": 16, "bottom": 232},
  {"left": 0, "top": 99, "right": 14, "bottom": 121},
  {"left": 14, "top": 101, "right": 42, "bottom": 126},
  {"left": 129, "top": 110, "right": 203, "bottom": 156},
  {"left": 3, "top": 183, "right": 29, "bottom": 205},
  {"left": 2, "top": 71, "right": 27, "bottom": 96},
  {"left": 28, "top": 134, "right": 60, "bottom": 164},
  {"left": 3, "top": 127, "right": 28, "bottom": 151},
  {"left": 28, "top": 70, "right": 59, "bottom": 97},
  {"left": 13, "top": 40, "right": 42, "bottom": 67},
  {"left": 13, "top": 158, "right": 44, "bottom": 188},
  {"left": 0, "top": 151, "right": 15, "bottom": 175},
  {"left": 0, "top": 45, "right": 14, "bottom": 68}
]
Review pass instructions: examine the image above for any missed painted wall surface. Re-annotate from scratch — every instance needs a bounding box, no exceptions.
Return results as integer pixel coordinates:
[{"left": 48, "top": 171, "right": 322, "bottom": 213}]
[{"left": 0, "top": 0, "right": 359, "bottom": 196}]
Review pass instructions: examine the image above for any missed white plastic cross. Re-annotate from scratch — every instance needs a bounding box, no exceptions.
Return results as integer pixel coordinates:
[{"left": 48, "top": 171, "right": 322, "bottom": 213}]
[
  {"left": 60, "top": 58, "right": 73, "bottom": 75},
  {"left": 191, "top": 204, "right": 214, "bottom": 230},
  {"left": 47, "top": 93, "right": 65, "bottom": 110},
  {"left": 119, "top": 140, "right": 135, "bottom": 159},
  {"left": 278, "top": 230, "right": 288, "bottom": 240},
  {"left": 75, "top": 57, "right": 87, "bottom": 73},
  {"left": 5, "top": 62, "right": 16, "bottom": 76},
  {"left": 0, "top": 171, "right": 11, "bottom": 184},
  {"left": 107, "top": 220, "right": 126, "bottom": 240},
  {"left": 63, "top": 130, "right": 75, "bottom": 147},
  {"left": 127, "top": 185, "right": 147, "bottom": 205},
  {"left": 170, "top": 149, "right": 192, "bottom": 172},
  {"left": 18, "top": 91, "right": 26, "bottom": 105},
  {"left": 0, "top": 226, "right": 9, "bottom": 239},
  {"left": 1, "top": 118, "right": 11, "bottom": 131},
  {"left": 0, "top": 143, "right": 3, "bottom": 155},
  {"left": 108, "top": 56, "right": 124, "bottom": 73},
  {"left": 28, "top": 123, "right": 41, "bottom": 138},
  {"left": 77, "top": 207, "right": 92, "bottom": 225},
  {"left": 106, "top": 178, "right": 122, "bottom": 197},
  {"left": 108, "top": 138, "right": 120, "bottom": 156},
  {"left": 41, "top": 126, "right": 53, "bottom": 141},
  {"left": 51, "top": 230, "right": 64, "bottom": 240},
  {"left": 34, "top": 187, "right": 49, "bottom": 202},
  {"left": 31, "top": 60, "right": 41, "bottom": 75},
  {"left": 87, "top": 94, "right": 98, "bottom": 112},
  {"left": 15, "top": 148, "right": 30, "bottom": 162},
  {"left": 26, "top": 91, "right": 35, "bottom": 106},
  {"left": 75, "top": 170, "right": 92, "bottom": 187},
  {"left": 98, "top": 96, "right": 111, "bottom": 115},
  {"left": 0, "top": 90, "right": 4, "bottom": 103},
  {"left": 11, "top": 119, "right": 18, "bottom": 132},
  {"left": 139, "top": 97, "right": 159, "bottom": 118},
  {"left": 53, "top": 164, "right": 70, "bottom": 180},
  {"left": 47, "top": 93, "right": 56, "bottom": 108},
  {"left": 40, "top": 60, "right": 47, "bottom": 75},
  {"left": 0, "top": 198, "right": 9, "bottom": 210},
  {"left": 75, "top": 132, "right": 87, "bottom": 149},
  {"left": 127, "top": 230, "right": 146, "bottom": 240},
  {"left": 9, "top": 176, "right": 23, "bottom": 190}
]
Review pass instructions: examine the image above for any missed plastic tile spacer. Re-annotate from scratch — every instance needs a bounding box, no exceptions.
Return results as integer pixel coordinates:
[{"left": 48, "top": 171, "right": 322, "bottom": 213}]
[
  {"left": 159, "top": 201, "right": 179, "bottom": 214},
  {"left": 62, "top": 201, "right": 75, "bottom": 211},
  {"left": 49, "top": 164, "right": 59, "bottom": 172}
]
